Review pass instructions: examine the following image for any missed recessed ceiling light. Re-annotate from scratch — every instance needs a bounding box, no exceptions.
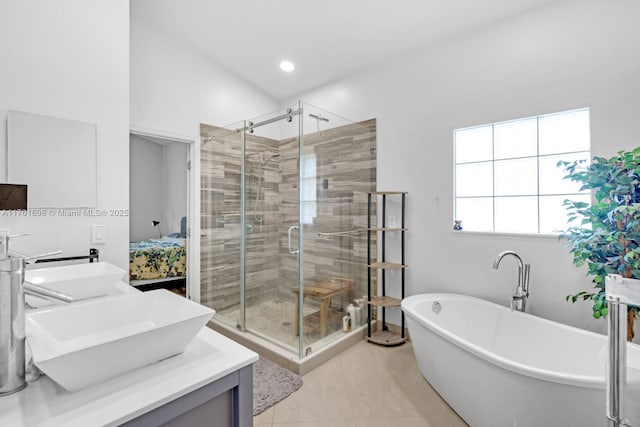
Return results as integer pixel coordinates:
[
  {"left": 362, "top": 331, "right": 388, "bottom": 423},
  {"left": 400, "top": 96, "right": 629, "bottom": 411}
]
[{"left": 280, "top": 60, "right": 295, "bottom": 72}]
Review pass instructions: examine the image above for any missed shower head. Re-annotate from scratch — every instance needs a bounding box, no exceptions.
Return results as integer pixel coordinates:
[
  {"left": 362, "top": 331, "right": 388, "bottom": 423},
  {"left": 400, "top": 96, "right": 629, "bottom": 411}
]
[
  {"left": 309, "top": 113, "right": 329, "bottom": 123},
  {"left": 310, "top": 113, "right": 330, "bottom": 132}
]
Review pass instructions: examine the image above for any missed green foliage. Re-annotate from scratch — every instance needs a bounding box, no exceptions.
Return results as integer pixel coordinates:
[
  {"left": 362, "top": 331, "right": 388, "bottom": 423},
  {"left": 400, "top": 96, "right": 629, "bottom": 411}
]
[{"left": 558, "top": 147, "right": 640, "bottom": 319}]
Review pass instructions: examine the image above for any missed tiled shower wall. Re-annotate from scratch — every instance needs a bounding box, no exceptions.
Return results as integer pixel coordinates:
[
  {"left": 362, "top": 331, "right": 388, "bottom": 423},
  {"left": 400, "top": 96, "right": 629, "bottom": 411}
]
[
  {"left": 200, "top": 119, "right": 376, "bottom": 313},
  {"left": 200, "top": 125, "right": 281, "bottom": 312},
  {"left": 278, "top": 119, "right": 377, "bottom": 304}
]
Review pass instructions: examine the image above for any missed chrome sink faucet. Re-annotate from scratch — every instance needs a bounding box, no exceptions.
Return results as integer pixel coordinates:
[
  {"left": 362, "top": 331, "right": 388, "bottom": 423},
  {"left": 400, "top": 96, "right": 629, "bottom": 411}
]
[
  {"left": 492, "top": 250, "right": 531, "bottom": 312},
  {"left": 2, "top": 233, "right": 70, "bottom": 303},
  {"left": 0, "top": 232, "right": 71, "bottom": 396}
]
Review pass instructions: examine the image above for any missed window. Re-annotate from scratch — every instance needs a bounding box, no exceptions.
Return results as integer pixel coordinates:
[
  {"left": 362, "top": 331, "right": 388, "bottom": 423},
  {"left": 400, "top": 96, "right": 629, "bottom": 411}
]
[
  {"left": 454, "top": 108, "right": 590, "bottom": 234},
  {"left": 301, "top": 153, "right": 317, "bottom": 224}
]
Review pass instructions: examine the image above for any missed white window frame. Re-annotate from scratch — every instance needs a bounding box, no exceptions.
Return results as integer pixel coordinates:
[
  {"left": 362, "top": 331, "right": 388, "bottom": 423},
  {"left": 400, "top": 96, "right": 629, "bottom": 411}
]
[{"left": 454, "top": 108, "right": 591, "bottom": 235}]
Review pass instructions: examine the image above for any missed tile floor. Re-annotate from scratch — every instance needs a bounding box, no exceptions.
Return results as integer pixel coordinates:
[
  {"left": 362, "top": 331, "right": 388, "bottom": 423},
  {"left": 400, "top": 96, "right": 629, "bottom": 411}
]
[{"left": 253, "top": 340, "right": 468, "bottom": 427}]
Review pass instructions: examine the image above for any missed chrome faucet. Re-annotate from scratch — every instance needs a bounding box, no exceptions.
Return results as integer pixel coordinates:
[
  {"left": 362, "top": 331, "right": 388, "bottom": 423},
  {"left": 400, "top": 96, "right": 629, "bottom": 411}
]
[
  {"left": 7, "top": 248, "right": 72, "bottom": 303},
  {"left": 492, "top": 250, "right": 531, "bottom": 312},
  {"left": 0, "top": 232, "right": 71, "bottom": 396}
]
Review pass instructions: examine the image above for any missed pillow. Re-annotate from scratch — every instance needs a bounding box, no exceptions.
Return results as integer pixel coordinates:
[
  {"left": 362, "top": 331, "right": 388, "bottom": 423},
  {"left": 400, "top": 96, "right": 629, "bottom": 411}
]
[{"left": 168, "top": 217, "right": 187, "bottom": 238}]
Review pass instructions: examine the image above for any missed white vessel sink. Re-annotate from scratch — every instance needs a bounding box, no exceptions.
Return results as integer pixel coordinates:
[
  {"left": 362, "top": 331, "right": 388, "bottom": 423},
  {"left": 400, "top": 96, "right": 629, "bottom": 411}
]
[
  {"left": 26, "top": 289, "right": 215, "bottom": 391},
  {"left": 25, "top": 261, "right": 126, "bottom": 307}
]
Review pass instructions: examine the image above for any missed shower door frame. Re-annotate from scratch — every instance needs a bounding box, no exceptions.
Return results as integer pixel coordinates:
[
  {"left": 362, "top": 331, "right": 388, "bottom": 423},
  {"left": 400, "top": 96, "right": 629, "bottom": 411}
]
[
  {"left": 239, "top": 120, "right": 247, "bottom": 336},
  {"left": 239, "top": 102, "right": 307, "bottom": 359}
]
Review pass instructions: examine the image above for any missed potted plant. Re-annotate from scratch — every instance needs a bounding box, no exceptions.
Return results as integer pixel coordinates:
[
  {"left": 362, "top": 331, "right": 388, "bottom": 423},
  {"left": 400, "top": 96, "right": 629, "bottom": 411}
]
[{"left": 559, "top": 148, "right": 640, "bottom": 341}]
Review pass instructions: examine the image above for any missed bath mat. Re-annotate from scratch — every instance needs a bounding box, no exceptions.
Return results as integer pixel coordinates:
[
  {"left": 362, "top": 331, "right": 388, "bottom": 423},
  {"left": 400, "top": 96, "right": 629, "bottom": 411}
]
[{"left": 253, "top": 356, "right": 303, "bottom": 416}]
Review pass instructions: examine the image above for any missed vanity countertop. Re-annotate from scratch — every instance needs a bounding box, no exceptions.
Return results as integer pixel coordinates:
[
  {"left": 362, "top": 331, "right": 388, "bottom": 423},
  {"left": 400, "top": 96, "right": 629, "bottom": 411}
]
[{"left": 0, "top": 288, "right": 258, "bottom": 427}]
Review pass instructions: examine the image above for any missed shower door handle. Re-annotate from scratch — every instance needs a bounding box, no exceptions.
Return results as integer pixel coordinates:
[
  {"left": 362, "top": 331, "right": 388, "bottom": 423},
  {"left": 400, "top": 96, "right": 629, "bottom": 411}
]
[{"left": 288, "top": 226, "right": 300, "bottom": 255}]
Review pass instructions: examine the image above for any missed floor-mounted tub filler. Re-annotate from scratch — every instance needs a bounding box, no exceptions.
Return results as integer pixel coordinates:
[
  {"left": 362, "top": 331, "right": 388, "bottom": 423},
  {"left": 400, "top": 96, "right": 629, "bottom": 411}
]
[{"left": 402, "top": 293, "right": 640, "bottom": 427}]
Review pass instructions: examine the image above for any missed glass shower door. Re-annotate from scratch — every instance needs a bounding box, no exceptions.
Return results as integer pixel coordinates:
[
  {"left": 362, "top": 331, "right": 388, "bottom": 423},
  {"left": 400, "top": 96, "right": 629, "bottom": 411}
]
[
  {"left": 298, "top": 103, "right": 376, "bottom": 356},
  {"left": 199, "top": 123, "right": 245, "bottom": 331},
  {"left": 241, "top": 104, "right": 304, "bottom": 357}
]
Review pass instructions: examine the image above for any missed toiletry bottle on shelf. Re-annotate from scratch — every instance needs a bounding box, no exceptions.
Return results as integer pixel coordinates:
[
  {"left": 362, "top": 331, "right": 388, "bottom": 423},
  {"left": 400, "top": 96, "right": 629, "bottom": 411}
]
[
  {"left": 343, "top": 314, "right": 351, "bottom": 332},
  {"left": 354, "top": 302, "right": 362, "bottom": 327},
  {"left": 347, "top": 304, "right": 356, "bottom": 328}
]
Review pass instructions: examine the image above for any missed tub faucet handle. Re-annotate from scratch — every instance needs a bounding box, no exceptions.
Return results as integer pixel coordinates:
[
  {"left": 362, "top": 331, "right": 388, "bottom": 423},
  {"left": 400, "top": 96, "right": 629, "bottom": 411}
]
[{"left": 523, "top": 263, "right": 531, "bottom": 296}]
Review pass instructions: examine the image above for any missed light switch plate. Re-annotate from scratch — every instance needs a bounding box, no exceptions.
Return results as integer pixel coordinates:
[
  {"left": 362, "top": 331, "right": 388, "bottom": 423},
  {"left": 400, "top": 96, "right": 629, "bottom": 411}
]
[{"left": 91, "top": 225, "right": 106, "bottom": 244}]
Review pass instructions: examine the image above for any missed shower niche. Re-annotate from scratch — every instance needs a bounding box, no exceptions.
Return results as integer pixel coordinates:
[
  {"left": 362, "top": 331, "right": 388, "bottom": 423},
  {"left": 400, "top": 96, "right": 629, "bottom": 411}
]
[{"left": 200, "top": 101, "right": 376, "bottom": 362}]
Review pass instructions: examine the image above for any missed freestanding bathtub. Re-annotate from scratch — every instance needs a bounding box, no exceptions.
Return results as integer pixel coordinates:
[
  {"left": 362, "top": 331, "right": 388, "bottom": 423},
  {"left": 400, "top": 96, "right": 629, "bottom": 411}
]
[{"left": 402, "top": 293, "right": 640, "bottom": 427}]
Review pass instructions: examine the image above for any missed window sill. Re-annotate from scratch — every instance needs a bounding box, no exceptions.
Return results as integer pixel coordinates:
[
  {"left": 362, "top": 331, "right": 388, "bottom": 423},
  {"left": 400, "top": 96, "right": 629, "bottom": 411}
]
[{"left": 451, "top": 230, "right": 562, "bottom": 240}]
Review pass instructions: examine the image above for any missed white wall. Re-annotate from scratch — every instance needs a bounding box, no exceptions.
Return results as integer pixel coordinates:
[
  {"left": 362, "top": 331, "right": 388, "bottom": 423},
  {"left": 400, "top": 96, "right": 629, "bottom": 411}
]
[
  {"left": 290, "top": 0, "right": 640, "bottom": 335},
  {"left": 0, "top": 0, "right": 129, "bottom": 268},
  {"left": 130, "top": 16, "right": 278, "bottom": 136},
  {"left": 162, "top": 142, "right": 189, "bottom": 236},
  {"left": 129, "top": 135, "right": 164, "bottom": 242},
  {"left": 130, "top": 137, "right": 187, "bottom": 242}
]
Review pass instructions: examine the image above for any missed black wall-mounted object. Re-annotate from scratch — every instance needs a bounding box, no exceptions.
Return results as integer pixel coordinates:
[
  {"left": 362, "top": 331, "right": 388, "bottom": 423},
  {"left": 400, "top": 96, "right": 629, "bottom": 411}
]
[
  {"left": 35, "top": 248, "right": 100, "bottom": 264},
  {"left": 0, "top": 184, "right": 27, "bottom": 210}
]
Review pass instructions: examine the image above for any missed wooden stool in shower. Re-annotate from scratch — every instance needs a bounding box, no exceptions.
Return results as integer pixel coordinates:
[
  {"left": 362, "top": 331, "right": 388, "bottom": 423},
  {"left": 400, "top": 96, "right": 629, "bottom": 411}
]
[{"left": 292, "top": 277, "right": 355, "bottom": 337}]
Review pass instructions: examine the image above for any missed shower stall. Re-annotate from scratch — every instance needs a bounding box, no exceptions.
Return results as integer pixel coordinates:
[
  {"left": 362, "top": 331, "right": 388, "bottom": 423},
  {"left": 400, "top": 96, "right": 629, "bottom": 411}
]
[{"left": 200, "top": 101, "right": 376, "bottom": 362}]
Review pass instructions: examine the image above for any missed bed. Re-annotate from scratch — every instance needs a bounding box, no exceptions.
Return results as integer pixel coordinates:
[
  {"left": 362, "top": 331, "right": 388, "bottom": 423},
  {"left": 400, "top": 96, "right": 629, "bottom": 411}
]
[{"left": 129, "top": 236, "right": 186, "bottom": 283}]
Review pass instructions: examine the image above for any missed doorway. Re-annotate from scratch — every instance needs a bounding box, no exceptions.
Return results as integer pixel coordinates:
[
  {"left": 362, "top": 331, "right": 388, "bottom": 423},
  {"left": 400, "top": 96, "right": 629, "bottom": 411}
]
[{"left": 128, "top": 129, "right": 197, "bottom": 299}]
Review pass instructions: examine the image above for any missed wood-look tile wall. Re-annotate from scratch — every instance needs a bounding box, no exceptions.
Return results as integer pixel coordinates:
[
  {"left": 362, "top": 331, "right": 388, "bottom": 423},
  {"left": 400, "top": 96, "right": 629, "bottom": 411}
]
[
  {"left": 200, "top": 119, "right": 376, "bottom": 313},
  {"left": 200, "top": 125, "right": 282, "bottom": 312},
  {"left": 277, "top": 119, "right": 377, "bottom": 305}
]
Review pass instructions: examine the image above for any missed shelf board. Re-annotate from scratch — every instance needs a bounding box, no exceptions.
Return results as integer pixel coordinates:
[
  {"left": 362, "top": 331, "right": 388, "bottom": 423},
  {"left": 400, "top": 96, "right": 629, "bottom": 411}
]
[
  {"left": 369, "top": 296, "right": 401, "bottom": 307},
  {"left": 369, "top": 191, "right": 408, "bottom": 195},
  {"left": 367, "top": 330, "right": 406, "bottom": 346},
  {"left": 368, "top": 262, "right": 408, "bottom": 269}
]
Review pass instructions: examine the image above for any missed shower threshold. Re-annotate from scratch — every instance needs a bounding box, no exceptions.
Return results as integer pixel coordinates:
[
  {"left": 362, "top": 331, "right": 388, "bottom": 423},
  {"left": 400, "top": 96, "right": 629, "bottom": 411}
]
[{"left": 208, "top": 319, "right": 367, "bottom": 375}]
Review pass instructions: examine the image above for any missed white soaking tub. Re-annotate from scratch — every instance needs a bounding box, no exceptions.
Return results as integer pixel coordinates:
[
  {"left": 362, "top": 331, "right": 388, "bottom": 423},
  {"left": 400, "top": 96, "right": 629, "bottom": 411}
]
[{"left": 401, "top": 293, "right": 640, "bottom": 427}]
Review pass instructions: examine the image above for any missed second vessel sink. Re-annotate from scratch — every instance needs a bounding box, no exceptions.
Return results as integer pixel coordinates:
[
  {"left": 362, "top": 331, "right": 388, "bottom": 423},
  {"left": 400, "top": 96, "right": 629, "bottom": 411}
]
[
  {"left": 25, "top": 261, "right": 126, "bottom": 307},
  {"left": 26, "top": 289, "right": 215, "bottom": 391}
]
